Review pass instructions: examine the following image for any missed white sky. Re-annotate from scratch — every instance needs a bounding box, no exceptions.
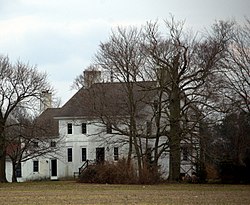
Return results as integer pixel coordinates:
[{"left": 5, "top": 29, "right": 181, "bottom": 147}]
[{"left": 0, "top": 0, "right": 249, "bottom": 105}]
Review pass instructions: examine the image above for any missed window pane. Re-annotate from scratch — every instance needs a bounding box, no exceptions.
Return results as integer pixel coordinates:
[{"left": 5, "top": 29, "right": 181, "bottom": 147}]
[
  {"left": 114, "top": 147, "right": 119, "bottom": 161},
  {"left": 16, "top": 162, "right": 22, "bottom": 177},
  {"left": 51, "top": 141, "right": 56, "bottom": 147},
  {"left": 82, "top": 148, "right": 87, "bottom": 161},
  {"left": 107, "top": 123, "right": 112, "bottom": 134},
  {"left": 33, "top": 161, "right": 39, "bottom": 172},
  {"left": 96, "top": 147, "right": 105, "bottom": 164},
  {"left": 182, "top": 147, "right": 188, "bottom": 161},
  {"left": 33, "top": 142, "right": 39, "bottom": 148},
  {"left": 146, "top": 121, "right": 152, "bottom": 135},
  {"left": 67, "top": 123, "right": 72, "bottom": 134},
  {"left": 68, "top": 148, "right": 72, "bottom": 162},
  {"left": 82, "top": 123, "right": 87, "bottom": 134}
]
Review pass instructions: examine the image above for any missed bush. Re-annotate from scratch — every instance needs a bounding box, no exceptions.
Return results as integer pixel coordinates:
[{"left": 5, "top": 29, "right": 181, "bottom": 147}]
[
  {"left": 139, "top": 166, "right": 163, "bottom": 184},
  {"left": 78, "top": 158, "right": 164, "bottom": 184},
  {"left": 78, "top": 159, "right": 137, "bottom": 184}
]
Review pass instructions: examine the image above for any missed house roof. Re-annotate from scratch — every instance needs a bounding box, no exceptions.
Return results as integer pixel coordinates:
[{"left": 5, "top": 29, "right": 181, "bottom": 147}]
[
  {"left": 56, "top": 81, "right": 157, "bottom": 118},
  {"left": 36, "top": 81, "right": 157, "bottom": 136},
  {"left": 35, "top": 108, "right": 61, "bottom": 136}
]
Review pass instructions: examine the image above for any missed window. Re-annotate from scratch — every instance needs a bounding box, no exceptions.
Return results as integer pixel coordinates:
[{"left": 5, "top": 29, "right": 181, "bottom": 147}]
[
  {"left": 146, "top": 121, "right": 152, "bottom": 135},
  {"left": 33, "top": 160, "right": 39, "bottom": 172},
  {"left": 146, "top": 147, "right": 152, "bottom": 164},
  {"left": 16, "top": 162, "right": 22, "bottom": 177},
  {"left": 106, "top": 123, "right": 112, "bottom": 134},
  {"left": 33, "top": 141, "right": 39, "bottom": 148},
  {"left": 67, "top": 123, "right": 72, "bottom": 134},
  {"left": 50, "top": 141, "right": 56, "bottom": 147},
  {"left": 82, "top": 148, "right": 87, "bottom": 161},
  {"left": 96, "top": 147, "right": 105, "bottom": 163},
  {"left": 82, "top": 123, "right": 87, "bottom": 134},
  {"left": 67, "top": 148, "right": 72, "bottom": 162},
  {"left": 114, "top": 147, "right": 119, "bottom": 161},
  {"left": 182, "top": 146, "right": 188, "bottom": 161}
]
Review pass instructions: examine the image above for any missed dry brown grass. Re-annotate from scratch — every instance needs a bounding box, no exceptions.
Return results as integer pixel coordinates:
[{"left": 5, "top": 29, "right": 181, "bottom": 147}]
[{"left": 0, "top": 181, "right": 249, "bottom": 204}]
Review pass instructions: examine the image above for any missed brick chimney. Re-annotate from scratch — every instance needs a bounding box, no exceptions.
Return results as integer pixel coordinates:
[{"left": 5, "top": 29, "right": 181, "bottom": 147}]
[
  {"left": 40, "top": 90, "right": 52, "bottom": 113},
  {"left": 84, "top": 70, "right": 101, "bottom": 88}
]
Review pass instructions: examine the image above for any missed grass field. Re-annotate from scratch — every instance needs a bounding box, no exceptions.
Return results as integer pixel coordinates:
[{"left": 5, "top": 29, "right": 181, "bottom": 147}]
[{"left": 0, "top": 181, "right": 249, "bottom": 204}]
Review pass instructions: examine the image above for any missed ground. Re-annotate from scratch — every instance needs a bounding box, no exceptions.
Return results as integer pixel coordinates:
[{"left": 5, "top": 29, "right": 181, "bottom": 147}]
[{"left": 0, "top": 181, "right": 249, "bottom": 204}]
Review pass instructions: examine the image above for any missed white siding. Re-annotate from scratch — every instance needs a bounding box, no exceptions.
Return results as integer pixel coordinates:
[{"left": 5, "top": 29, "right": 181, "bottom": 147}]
[{"left": 6, "top": 117, "right": 196, "bottom": 182}]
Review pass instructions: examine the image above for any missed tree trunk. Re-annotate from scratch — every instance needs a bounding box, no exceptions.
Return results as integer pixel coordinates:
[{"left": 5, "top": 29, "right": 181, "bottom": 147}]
[
  {"left": 169, "top": 135, "right": 181, "bottom": 181},
  {"left": 197, "top": 122, "right": 207, "bottom": 183},
  {"left": 126, "top": 82, "right": 144, "bottom": 183},
  {"left": 12, "top": 161, "right": 17, "bottom": 183},
  {"left": 0, "top": 120, "right": 7, "bottom": 183},
  {"left": 0, "top": 148, "right": 7, "bottom": 183},
  {"left": 131, "top": 113, "right": 143, "bottom": 182},
  {"left": 127, "top": 135, "right": 132, "bottom": 167},
  {"left": 168, "top": 55, "right": 181, "bottom": 182},
  {"left": 132, "top": 130, "right": 143, "bottom": 182},
  {"left": 169, "top": 94, "right": 181, "bottom": 182}
]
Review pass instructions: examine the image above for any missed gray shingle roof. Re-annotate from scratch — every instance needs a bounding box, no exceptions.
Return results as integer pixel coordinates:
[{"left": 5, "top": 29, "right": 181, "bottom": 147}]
[
  {"left": 36, "top": 108, "right": 61, "bottom": 136},
  {"left": 57, "top": 81, "right": 157, "bottom": 118},
  {"left": 37, "top": 81, "right": 157, "bottom": 136}
]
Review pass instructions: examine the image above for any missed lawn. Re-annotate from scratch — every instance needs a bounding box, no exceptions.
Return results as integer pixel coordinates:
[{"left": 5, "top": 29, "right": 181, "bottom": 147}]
[{"left": 0, "top": 181, "right": 249, "bottom": 204}]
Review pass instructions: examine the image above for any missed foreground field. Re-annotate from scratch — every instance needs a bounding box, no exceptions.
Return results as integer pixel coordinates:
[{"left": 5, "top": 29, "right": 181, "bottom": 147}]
[{"left": 0, "top": 181, "right": 249, "bottom": 204}]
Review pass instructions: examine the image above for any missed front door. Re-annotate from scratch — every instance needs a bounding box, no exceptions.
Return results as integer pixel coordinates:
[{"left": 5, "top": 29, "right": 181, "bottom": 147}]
[
  {"left": 51, "top": 159, "right": 57, "bottom": 180},
  {"left": 96, "top": 147, "right": 105, "bottom": 164}
]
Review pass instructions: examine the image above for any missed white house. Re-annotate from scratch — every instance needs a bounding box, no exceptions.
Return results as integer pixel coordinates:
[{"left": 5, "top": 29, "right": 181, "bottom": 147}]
[{"left": 6, "top": 81, "right": 199, "bottom": 182}]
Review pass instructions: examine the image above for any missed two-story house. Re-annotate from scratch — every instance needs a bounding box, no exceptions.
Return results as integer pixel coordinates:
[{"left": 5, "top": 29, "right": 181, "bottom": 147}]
[{"left": 7, "top": 80, "right": 199, "bottom": 182}]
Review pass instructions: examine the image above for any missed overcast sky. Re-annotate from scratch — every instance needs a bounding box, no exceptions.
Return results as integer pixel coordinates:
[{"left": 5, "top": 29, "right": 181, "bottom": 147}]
[{"left": 1, "top": 0, "right": 249, "bottom": 105}]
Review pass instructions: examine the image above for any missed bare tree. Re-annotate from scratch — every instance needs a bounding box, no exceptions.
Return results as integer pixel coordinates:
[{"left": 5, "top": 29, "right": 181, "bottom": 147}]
[
  {"left": 221, "top": 18, "right": 250, "bottom": 113},
  {"left": 142, "top": 17, "right": 231, "bottom": 181},
  {"left": 96, "top": 26, "right": 146, "bottom": 83},
  {"left": 199, "top": 18, "right": 250, "bottom": 183},
  {"left": 0, "top": 55, "right": 52, "bottom": 182},
  {"left": 94, "top": 26, "right": 153, "bottom": 182},
  {"left": 5, "top": 107, "right": 61, "bottom": 182}
]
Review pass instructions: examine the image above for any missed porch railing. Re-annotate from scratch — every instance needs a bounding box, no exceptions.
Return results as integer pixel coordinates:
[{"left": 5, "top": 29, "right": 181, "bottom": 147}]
[{"left": 74, "top": 160, "right": 95, "bottom": 178}]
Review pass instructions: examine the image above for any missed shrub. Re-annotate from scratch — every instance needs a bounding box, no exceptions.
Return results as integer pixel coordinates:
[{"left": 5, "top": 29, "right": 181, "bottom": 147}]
[
  {"left": 139, "top": 166, "right": 163, "bottom": 184},
  {"left": 78, "top": 158, "right": 137, "bottom": 184},
  {"left": 78, "top": 158, "right": 164, "bottom": 184}
]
